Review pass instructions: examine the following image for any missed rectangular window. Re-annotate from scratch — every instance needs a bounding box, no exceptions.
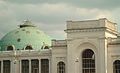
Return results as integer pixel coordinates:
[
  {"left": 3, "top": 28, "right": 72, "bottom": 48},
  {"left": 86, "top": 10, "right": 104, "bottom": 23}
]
[
  {"left": 21, "top": 60, "right": 29, "bottom": 73},
  {"left": 0, "top": 61, "right": 1, "bottom": 73},
  {"left": 31, "top": 59, "right": 39, "bottom": 73},
  {"left": 41, "top": 59, "right": 49, "bottom": 73},
  {"left": 3, "top": 60, "right": 10, "bottom": 73}
]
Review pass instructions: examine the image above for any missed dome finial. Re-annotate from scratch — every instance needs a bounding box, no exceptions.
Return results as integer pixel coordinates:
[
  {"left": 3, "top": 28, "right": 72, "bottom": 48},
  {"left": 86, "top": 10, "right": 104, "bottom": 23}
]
[{"left": 19, "top": 19, "right": 36, "bottom": 28}]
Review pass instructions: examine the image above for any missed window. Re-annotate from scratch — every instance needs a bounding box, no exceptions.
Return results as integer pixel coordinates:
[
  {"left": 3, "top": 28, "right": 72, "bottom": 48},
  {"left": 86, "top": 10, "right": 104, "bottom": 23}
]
[
  {"left": 113, "top": 60, "right": 120, "bottom": 73},
  {"left": 57, "top": 62, "right": 65, "bottom": 73},
  {"left": 3, "top": 60, "right": 10, "bottom": 73},
  {"left": 41, "top": 59, "right": 49, "bottom": 73},
  {"left": 7, "top": 45, "right": 14, "bottom": 51},
  {"left": 41, "top": 46, "right": 49, "bottom": 49},
  {"left": 82, "top": 49, "right": 95, "bottom": 73},
  {"left": 41, "top": 42, "right": 49, "bottom": 49},
  {"left": 44, "top": 46, "right": 49, "bottom": 49},
  {"left": 0, "top": 61, "right": 1, "bottom": 73},
  {"left": 22, "top": 60, "right": 29, "bottom": 73},
  {"left": 31, "top": 59, "right": 39, "bottom": 73},
  {"left": 25, "top": 45, "right": 33, "bottom": 50}
]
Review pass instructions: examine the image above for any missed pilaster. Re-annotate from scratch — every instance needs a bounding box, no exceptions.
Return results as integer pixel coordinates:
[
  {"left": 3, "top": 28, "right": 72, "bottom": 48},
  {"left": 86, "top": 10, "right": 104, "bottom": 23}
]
[{"left": 29, "top": 59, "right": 31, "bottom": 73}]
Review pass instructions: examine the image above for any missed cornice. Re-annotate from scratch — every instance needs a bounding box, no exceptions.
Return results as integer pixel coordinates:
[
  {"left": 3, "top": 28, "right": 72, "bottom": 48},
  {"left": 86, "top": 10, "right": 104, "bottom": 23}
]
[
  {"left": 0, "top": 50, "right": 52, "bottom": 57},
  {"left": 51, "top": 45, "right": 67, "bottom": 47},
  {"left": 108, "top": 42, "right": 120, "bottom": 45},
  {"left": 65, "top": 27, "right": 106, "bottom": 33},
  {"left": 65, "top": 27, "right": 118, "bottom": 35}
]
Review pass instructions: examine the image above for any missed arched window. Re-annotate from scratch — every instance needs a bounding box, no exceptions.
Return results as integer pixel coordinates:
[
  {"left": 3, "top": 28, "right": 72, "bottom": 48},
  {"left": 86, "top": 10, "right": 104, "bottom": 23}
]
[
  {"left": 41, "top": 46, "right": 49, "bottom": 49},
  {"left": 25, "top": 45, "right": 33, "bottom": 50},
  {"left": 82, "top": 49, "right": 95, "bottom": 73},
  {"left": 113, "top": 60, "right": 120, "bottom": 73},
  {"left": 7, "top": 45, "right": 14, "bottom": 51},
  {"left": 41, "top": 42, "right": 49, "bottom": 49},
  {"left": 57, "top": 61, "right": 65, "bottom": 73},
  {"left": 44, "top": 46, "right": 49, "bottom": 49}
]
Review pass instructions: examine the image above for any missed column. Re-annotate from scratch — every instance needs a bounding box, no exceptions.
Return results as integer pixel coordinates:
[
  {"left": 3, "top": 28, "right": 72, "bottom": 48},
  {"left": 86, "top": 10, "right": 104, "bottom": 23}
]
[
  {"left": 29, "top": 59, "right": 31, "bottom": 73},
  {"left": 11, "top": 60, "right": 13, "bottom": 73},
  {"left": 1, "top": 60, "right": 3, "bottom": 73},
  {"left": 19, "top": 60, "right": 21, "bottom": 73},
  {"left": 39, "top": 59, "right": 41, "bottom": 73},
  {"left": 49, "top": 59, "right": 50, "bottom": 73}
]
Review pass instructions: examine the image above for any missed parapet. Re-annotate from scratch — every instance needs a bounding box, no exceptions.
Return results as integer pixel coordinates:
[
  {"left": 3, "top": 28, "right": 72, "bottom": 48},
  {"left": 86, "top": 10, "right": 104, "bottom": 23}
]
[
  {"left": 52, "top": 39, "right": 67, "bottom": 47},
  {"left": 66, "top": 18, "right": 117, "bottom": 32}
]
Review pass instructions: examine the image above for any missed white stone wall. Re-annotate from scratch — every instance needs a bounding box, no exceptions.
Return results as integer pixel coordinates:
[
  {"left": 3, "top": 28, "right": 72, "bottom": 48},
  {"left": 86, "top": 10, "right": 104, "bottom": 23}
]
[
  {"left": 51, "top": 40, "right": 67, "bottom": 73},
  {"left": 0, "top": 18, "right": 119, "bottom": 73},
  {"left": 65, "top": 18, "right": 118, "bottom": 73}
]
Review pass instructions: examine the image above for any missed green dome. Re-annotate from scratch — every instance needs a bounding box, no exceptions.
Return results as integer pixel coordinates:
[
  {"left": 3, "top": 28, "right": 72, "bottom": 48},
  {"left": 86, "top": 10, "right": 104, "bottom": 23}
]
[{"left": 0, "top": 20, "right": 51, "bottom": 51}]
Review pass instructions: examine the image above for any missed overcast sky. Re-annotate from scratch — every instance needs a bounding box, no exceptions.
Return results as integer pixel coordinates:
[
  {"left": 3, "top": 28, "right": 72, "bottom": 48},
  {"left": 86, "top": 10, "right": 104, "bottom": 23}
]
[{"left": 0, "top": 0, "right": 120, "bottom": 39}]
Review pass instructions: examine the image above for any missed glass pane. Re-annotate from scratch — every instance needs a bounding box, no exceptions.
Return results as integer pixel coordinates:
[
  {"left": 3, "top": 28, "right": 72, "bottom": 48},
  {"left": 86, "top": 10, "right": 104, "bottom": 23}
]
[
  {"left": 0, "top": 61, "right": 1, "bottom": 73},
  {"left": 3, "top": 60, "right": 10, "bottom": 73},
  {"left": 31, "top": 59, "right": 39, "bottom": 73},
  {"left": 82, "top": 49, "right": 95, "bottom": 73},
  {"left": 41, "top": 59, "right": 49, "bottom": 73},
  {"left": 22, "top": 60, "right": 29, "bottom": 73},
  {"left": 57, "top": 62, "right": 65, "bottom": 73},
  {"left": 113, "top": 60, "right": 120, "bottom": 73}
]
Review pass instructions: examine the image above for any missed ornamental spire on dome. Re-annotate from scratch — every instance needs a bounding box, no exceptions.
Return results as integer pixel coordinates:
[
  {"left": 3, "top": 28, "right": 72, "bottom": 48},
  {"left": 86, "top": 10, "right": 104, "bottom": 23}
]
[{"left": 19, "top": 20, "right": 36, "bottom": 28}]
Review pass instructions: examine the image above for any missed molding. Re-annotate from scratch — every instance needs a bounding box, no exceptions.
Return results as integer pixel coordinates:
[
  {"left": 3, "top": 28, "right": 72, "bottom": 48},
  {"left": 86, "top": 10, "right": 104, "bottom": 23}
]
[
  {"left": 108, "top": 43, "right": 120, "bottom": 45},
  {"left": 0, "top": 50, "right": 52, "bottom": 57},
  {"left": 65, "top": 27, "right": 118, "bottom": 35},
  {"left": 51, "top": 45, "right": 67, "bottom": 47},
  {"left": 65, "top": 27, "right": 106, "bottom": 33}
]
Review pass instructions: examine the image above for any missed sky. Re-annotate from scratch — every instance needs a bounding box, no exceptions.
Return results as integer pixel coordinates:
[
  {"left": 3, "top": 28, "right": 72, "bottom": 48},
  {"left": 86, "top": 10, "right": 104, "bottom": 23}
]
[{"left": 0, "top": 0, "right": 120, "bottom": 39}]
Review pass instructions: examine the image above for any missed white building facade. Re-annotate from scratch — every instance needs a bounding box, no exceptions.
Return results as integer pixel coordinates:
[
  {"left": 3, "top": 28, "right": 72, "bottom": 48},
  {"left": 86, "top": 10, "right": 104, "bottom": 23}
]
[{"left": 0, "top": 18, "right": 120, "bottom": 73}]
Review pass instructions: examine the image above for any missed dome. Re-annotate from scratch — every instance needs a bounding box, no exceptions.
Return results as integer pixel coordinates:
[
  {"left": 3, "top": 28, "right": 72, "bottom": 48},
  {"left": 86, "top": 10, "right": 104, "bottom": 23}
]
[{"left": 0, "top": 20, "right": 51, "bottom": 51}]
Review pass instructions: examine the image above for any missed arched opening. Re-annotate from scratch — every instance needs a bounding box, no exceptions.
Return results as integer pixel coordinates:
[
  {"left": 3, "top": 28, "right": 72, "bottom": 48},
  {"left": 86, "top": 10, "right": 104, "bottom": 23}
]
[
  {"left": 113, "top": 60, "right": 120, "bottom": 73},
  {"left": 25, "top": 45, "right": 33, "bottom": 50},
  {"left": 7, "top": 45, "right": 14, "bottom": 51},
  {"left": 82, "top": 49, "right": 95, "bottom": 73},
  {"left": 41, "top": 46, "right": 49, "bottom": 49},
  {"left": 57, "top": 61, "right": 65, "bottom": 73},
  {"left": 41, "top": 42, "right": 49, "bottom": 49},
  {"left": 44, "top": 46, "right": 49, "bottom": 49}
]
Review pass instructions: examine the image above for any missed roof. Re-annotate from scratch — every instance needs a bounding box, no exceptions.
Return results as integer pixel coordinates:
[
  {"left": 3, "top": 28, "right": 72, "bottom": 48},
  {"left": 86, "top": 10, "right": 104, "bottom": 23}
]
[{"left": 0, "top": 20, "right": 51, "bottom": 51}]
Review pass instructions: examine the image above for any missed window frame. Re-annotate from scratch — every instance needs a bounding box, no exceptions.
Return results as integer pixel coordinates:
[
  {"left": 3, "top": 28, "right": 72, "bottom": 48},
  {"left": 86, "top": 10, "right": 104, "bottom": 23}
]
[
  {"left": 57, "top": 61, "right": 65, "bottom": 73},
  {"left": 113, "top": 60, "right": 120, "bottom": 73},
  {"left": 82, "top": 49, "right": 95, "bottom": 73}
]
